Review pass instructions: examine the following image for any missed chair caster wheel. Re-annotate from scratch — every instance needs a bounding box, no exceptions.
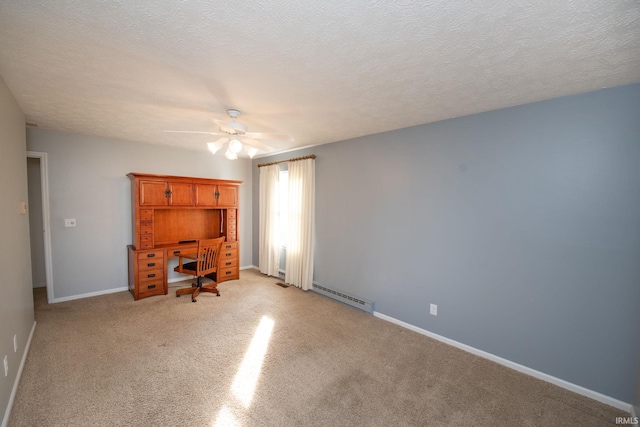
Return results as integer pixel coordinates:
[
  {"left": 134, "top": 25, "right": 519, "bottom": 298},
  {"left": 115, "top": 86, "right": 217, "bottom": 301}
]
[
  {"left": 192, "top": 299, "right": 197, "bottom": 302},
  {"left": 216, "top": 294, "right": 220, "bottom": 297}
]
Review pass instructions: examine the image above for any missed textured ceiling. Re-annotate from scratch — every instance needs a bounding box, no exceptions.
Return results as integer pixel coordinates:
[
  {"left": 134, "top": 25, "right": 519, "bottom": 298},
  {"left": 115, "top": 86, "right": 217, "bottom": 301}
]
[{"left": 1, "top": 1, "right": 639, "bottom": 157}]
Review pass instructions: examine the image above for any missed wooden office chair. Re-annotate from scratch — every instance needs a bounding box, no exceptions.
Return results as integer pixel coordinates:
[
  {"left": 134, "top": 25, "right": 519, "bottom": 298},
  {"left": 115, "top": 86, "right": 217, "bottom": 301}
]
[{"left": 174, "top": 237, "right": 225, "bottom": 302}]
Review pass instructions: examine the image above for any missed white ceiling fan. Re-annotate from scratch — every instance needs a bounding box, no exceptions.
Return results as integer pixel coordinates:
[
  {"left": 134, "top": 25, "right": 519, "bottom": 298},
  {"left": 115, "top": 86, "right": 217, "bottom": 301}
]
[{"left": 164, "top": 109, "right": 293, "bottom": 159}]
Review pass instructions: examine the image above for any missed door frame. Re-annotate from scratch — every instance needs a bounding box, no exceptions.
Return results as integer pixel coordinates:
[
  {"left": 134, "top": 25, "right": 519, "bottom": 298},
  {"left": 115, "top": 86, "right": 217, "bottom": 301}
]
[{"left": 26, "top": 151, "right": 54, "bottom": 303}]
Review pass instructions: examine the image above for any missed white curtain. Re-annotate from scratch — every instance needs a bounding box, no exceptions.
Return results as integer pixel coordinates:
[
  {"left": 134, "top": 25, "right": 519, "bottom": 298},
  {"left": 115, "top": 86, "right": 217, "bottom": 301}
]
[
  {"left": 285, "top": 158, "right": 315, "bottom": 290},
  {"left": 258, "top": 164, "right": 280, "bottom": 277}
]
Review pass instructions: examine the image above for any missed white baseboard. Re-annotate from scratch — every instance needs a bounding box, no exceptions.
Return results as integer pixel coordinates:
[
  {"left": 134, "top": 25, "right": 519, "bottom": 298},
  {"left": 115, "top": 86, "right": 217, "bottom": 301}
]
[
  {"left": 52, "top": 286, "right": 128, "bottom": 303},
  {"left": 240, "top": 265, "right": 257, "bottom": 270},
  {"left": 373, "top": 311, "right": 633, "bottom": 413},
  {"left": 31, "top": 282, "right": 46, "bottom": 289},
  {"left": 2, "top": 321, "right": 36, "bottom": 427}
]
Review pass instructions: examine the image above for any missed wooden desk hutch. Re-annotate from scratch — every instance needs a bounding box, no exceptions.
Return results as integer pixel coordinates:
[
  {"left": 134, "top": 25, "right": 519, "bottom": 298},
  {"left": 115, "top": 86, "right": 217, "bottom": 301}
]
[{"left": 127, "top": 173, "right": 242, "bottom": 300}]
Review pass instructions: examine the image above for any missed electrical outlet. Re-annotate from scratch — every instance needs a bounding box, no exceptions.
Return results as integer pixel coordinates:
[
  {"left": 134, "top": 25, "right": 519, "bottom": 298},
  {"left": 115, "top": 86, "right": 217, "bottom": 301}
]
[
  {"left": 3, "top": 355, "right": 7, "bottom": 377},
  {"left": 64, "top": 218, "right": 77, "bottom": 227},
  {"left": 13, "top": 335, "right": 17, "bottom": 352},
  {"left": 430, "top": 304, "right": 438, "bottom": 316}
]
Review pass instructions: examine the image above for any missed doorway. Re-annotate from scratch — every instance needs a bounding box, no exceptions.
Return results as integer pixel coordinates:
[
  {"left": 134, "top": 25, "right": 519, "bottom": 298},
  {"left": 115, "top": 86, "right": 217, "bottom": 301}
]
[{"left": 26, "top": 151, "right": 54, "bottom": 303}]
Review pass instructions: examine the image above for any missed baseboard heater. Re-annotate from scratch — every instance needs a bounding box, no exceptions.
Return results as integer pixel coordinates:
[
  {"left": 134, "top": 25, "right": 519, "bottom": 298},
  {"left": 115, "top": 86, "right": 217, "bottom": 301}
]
[
  {"left": 312, "top": 282, "right": 374, "bottom": 314},
  {"left": 278, "top": 271, "right": 374, "bottom": 314}
]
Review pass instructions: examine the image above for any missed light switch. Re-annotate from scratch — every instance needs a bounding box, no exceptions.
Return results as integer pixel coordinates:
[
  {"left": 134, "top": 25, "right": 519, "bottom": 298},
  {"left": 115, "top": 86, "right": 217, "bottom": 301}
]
[
  {"left": 20, "top": 202, "right": 27, "bottom": 214},
  {"left": 64, "top": 218, "right": 77, "bottom": 227}
]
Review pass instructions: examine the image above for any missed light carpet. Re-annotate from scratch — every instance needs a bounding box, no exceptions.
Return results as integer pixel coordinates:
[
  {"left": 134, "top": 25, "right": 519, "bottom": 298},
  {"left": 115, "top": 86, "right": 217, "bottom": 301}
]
[{"left": 9, "top": 269, "right": 626, "bottom": 426}]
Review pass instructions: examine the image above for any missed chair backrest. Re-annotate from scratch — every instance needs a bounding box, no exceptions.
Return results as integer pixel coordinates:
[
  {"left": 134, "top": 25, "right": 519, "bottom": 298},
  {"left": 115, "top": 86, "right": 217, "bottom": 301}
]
[{"left": 195, "top": 237, "right": 225, "bottom": 276}]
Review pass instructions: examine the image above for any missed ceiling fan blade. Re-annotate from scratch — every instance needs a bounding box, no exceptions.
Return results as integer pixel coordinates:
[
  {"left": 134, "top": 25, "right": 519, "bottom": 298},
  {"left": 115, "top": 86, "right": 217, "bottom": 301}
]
[
  {"left": 241, "top": 137, "right": 276, "bottom": 152},
  {"left": 163, "top": 130, "right": 226, "bottom": 136},
  {"left": 244, "top": 131, "right": 294, "bottom": 142},
  {"left": 212, "top": 118, "right": 235, "bottom": 134}
]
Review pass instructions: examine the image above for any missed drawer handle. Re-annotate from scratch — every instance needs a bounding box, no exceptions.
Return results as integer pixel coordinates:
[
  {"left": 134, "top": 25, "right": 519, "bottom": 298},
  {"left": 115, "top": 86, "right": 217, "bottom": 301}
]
[
  {"left": 225, "top": 245, "right": 232, "bottom": 249},
  {"left": 174, "top": 250, "right": 180, "bottom": 255},
  {"left": 225, "top": 253, "right": 231, "bottom": 257},
  {"left": 147, "top": 273, "right": 156, "bottom": 278},
  {"left": 147, "top": 284, "right": 156, "bottom": 289},
  {"left": 147, "top": 253, "right": 155, "bottom": 258},
  {"left": 225, "top": 262, "right": 232, "bottom": 266},
  {"left": 147, "top": 263, "right": 155, "bottom": 267},
  {"left": 226, "top": 271, "right": 231, "bottom": 275}
]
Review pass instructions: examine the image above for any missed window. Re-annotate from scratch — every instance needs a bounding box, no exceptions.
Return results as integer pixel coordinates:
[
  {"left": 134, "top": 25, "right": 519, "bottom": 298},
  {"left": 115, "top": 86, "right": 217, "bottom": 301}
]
[{"left": 278, "top": 169, "right": 288, "bottom": 247}]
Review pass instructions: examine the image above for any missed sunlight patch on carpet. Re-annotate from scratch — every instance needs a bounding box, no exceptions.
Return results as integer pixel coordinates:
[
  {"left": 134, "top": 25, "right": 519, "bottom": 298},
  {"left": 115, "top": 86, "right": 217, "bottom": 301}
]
[
  {"left": 231, "top": 315, "right": 275, "bottom": 408},
  {"left": 212, "top": 405, "right": 240, "bottom": 427}
]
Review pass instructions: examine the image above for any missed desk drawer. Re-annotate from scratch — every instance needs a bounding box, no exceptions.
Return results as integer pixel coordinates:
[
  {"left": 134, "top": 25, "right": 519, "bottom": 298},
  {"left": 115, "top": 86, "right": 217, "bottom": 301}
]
[
  {"left": 140, "top": 209, "right": 153, "bottom": 221},
  {"left": 139, "top": 224, "right": 153, "bottom": 235},
  {"left": 139, "top": 258, "right": 163, "bottom": 271},
  {"left": 138, "top": 269, "right": 164, "bottom": 283},
  {"left": 219, "top": 266, "right": 238, "bottom": 279},
  {"left": 139, "top": 235, "right": 154, "bottom": 249},
  {"left": 169, "top": 247, "right": 197, "bottom": 257},
  {"left": 220, "top": 249, "right": 238, "bottom": 260},
  {"left": 137, "top": 280, "right": 164, "bottom": 297},
  {"left": 222, "top": 241, "right": 238, "bottom": 250},
  {"left": 220, "top": 258, "right": 238, "bottom": 268},
  {"left": 137, "top": 250, "right": 163, "bottom": 261}
]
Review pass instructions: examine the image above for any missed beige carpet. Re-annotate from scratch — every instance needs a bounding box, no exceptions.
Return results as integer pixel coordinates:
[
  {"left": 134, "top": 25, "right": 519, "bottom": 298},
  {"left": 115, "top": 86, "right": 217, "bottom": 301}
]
[{"left": 9, "top": 269, "right": 626, "bottom": 426}]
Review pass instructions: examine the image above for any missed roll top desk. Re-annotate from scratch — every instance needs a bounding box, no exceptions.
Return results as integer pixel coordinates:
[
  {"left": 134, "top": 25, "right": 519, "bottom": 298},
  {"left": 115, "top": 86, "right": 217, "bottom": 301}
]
[{"left": 127, "top": 173, "right": 242, "bottom": 300}]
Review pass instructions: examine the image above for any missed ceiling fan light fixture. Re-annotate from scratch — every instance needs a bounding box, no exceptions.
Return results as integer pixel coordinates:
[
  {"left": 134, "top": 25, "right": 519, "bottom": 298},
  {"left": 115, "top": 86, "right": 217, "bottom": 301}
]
[
  {"left": 207, "top": 142, "right": 222, "bottom": 154},
  {"left": 224, "top": 148, "right": 238, "bottom": 160},
  {"left": 229, "top": 139, "right": 243, "bottom": 153},
  {"left": 246, "top": 147, "right": 258, "bottom": 158}
]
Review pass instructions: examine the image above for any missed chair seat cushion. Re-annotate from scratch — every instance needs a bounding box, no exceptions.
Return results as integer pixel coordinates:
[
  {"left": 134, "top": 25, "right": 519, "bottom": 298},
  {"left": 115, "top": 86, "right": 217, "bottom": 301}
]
[
  {"left": 174, "top": 261, "right": 197, "bottom": 275},
  {"left": 175, "top": 262, "right": 217, "bottom": 281},
  {"left": 182, "top": 261, "right": 197, "bottom": 271}
]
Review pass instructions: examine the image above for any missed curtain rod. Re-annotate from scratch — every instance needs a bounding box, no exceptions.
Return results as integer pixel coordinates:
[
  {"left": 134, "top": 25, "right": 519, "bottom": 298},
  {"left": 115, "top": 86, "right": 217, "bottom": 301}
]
[{"left": 257, "top": 154, "right": 316, "bottom": 168}]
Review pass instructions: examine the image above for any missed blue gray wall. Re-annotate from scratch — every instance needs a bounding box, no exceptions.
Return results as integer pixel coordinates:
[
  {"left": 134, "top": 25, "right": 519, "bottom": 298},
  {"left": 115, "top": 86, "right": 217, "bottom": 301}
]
[
  {"left": 0, "top": 76, "right": 34, "bottom": 423},
  {"left": 27, "top": 129, "right": 253, "bottom": 300},
  {"left": 252, "top": 84, "right": 640, "bottom": 403}
]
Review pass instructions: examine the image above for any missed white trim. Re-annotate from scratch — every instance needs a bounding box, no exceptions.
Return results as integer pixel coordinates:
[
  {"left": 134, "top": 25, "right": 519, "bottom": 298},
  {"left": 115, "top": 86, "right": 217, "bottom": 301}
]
[
  {"left": 1, "top": 321, "right": 36, "bottom": 427},
  {"left": 31, "top": 282, "right": 46, "bottom": 288},
  {"left": 26, "top": 151, "right": 54, "bottom": 303},
  {"left": 240, "top": 265, "right": 257, "bottom": 270},
  {"left": 373, "top": 311, "right": 633, "bottom": 413},
  {"left": 631, "top": 404, "right": 638, "bottom": 419},
  {"left": 52, "top": 287, "right": 128, "bottom": 303}
]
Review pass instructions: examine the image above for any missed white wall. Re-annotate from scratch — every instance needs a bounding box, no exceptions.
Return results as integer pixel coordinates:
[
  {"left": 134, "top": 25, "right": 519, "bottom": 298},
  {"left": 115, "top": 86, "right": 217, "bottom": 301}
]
[
  {"left": 0, "top": 76, "right": 34, "bottom": 423},
  {"left": 27, "top": 129, "right": 253, "bottom": 300}
]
